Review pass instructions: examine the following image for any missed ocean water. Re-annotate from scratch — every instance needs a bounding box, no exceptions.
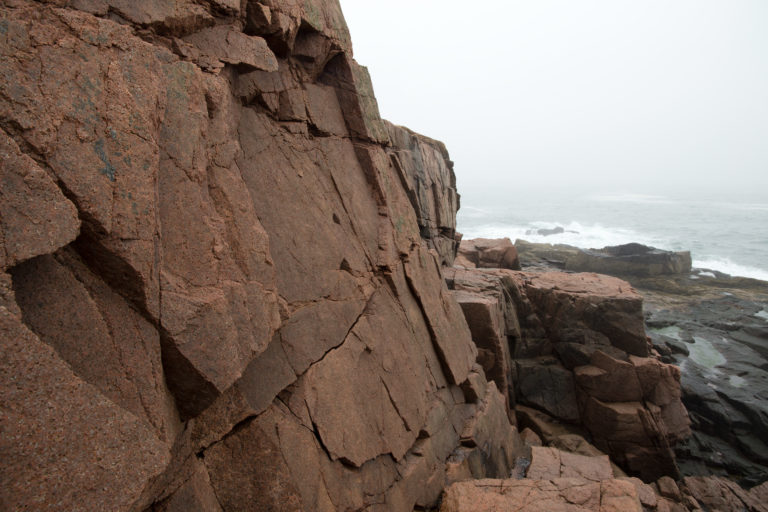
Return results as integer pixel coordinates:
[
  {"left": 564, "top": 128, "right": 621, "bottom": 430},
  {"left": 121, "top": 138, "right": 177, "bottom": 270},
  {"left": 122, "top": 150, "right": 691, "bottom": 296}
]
[{"left": 457, "top": 191, "right": 768, "bottom": 281}]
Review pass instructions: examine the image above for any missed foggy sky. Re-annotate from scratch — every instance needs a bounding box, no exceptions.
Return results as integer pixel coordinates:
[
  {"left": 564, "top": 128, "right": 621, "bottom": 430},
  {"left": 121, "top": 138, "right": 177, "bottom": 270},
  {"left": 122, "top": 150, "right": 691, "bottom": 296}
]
[{"left": 338, "top": 1, "right": 768, "bottom": 203}]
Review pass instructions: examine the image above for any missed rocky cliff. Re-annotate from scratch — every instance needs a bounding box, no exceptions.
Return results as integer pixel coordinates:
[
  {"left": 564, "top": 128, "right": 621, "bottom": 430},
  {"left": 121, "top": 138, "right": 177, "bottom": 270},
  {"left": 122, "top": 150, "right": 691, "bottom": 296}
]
[
  {"left": 0, "top": 1, "right": 500, "bottom": 510},
  {"left": 0, "top": 1, "right": 762, "bottom": 511}
]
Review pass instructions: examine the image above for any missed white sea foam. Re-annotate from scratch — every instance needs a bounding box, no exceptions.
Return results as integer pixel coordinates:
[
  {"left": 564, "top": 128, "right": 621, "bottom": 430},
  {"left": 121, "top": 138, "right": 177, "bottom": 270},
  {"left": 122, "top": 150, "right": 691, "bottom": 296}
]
[
  {"left": 693, "top": 258, "right": 768, "bottom": 282},
  {"left": 462, "top": 221, "right": 665, "bottom": 251},
  {"left": 756, "top": 310, "right": 768, "bottom": 321}
]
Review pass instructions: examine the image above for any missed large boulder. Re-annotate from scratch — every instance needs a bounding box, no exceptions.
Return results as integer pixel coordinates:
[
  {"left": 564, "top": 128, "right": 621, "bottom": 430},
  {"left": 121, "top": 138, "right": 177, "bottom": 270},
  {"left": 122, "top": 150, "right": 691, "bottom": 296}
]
[{"left": 456, "top": 237, "right": 521, "bottom": 270}]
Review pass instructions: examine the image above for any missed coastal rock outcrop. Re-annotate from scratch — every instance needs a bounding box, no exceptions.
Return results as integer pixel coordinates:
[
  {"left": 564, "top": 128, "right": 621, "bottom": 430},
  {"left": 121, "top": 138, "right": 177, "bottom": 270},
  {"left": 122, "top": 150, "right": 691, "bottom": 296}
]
[
  {"left": 446, "top": 266, "right": 690, "bottom": 481},
  {"left": 455, "top": 237, "right": 521, "bottom": 270},
  {"left": 1, "top": 1, "right": 762, "bottom": 510},
  {"left": 0, "top": 1, "right": 498, "bottom": 510},
  {"left": 516, "top": 240, "right": 692, "bottom": 276}
]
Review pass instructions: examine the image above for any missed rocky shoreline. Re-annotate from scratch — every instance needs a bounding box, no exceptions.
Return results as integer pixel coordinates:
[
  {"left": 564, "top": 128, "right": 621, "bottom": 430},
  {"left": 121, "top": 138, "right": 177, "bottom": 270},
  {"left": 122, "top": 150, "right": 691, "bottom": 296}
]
[
  {"left": 514, "top": 239, "right": 768, "bottom": 488},
  {"left": 1, "top": 1, "right": 766, "bottom": 510}
]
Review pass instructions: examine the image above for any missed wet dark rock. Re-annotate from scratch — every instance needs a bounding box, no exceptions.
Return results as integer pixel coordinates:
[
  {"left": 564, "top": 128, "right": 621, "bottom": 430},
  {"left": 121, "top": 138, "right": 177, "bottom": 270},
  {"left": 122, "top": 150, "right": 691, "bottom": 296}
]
[{"left": 516, "top": 241, "right": 692, "bottom": 277}]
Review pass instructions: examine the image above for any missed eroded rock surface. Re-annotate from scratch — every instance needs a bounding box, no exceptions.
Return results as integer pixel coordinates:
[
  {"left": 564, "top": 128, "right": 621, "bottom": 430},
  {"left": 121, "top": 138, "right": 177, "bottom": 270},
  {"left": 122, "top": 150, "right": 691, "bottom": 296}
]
[
  {"left": 0, "top": 1, "right": 504, "bottom": 510},
  {"left": 440, "top": 478, "right": 643, "bottom": 512},
  {"left": 447, "top": 267, "right": 690, "bottom": 482},
  {"left": 1, "top": 2, "right": 760, "bottom": 511},
  {"left": 456, "top": 237, "right": 521, "bottom": 270}
]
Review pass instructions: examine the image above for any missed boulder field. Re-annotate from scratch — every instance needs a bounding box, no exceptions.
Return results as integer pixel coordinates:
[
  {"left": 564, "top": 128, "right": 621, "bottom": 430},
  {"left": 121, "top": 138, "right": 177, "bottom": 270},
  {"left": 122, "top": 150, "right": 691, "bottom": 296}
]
[{"left": 0, "top": 1, "right": 764, "bottom": 510}]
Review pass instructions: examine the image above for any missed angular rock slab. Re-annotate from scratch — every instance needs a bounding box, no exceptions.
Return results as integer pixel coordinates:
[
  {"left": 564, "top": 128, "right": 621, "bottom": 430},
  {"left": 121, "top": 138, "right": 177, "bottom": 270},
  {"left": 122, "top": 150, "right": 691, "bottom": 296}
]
[
  {"left": 405, "top": 245, "right": 476, "bottom": 385},
  {"left": 184, "top": 25, "right": 278, "bottom": 71},
  {"left": 300, "top": 287, "right": 431, "bottom": 467},
  {"left": 0, "top": 128, "right": 79, "bottom": 270},
  {"left": 0, "top": 307, "right": 169, "bottom": 511},
  {"left": 440, "top": 478, "right": 642, "bottom": 512},
  {"left": 527, "top": 446, "right": 613, "bottom": 482},
  {"left": 518, "top": 271, "right": 648, "bottom": 357},
  {"left": 457, "top": 238, "right": 521, "bottom": 270},
  {"left": 11, "top": 252, "right": 180, "bottom": 443}
]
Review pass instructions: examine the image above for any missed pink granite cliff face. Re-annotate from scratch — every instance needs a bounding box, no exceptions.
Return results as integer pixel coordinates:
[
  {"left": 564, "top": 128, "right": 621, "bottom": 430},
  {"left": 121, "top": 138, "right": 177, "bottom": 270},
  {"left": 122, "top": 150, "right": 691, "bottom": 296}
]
[
  {"left": 1, "top": 2, "right": 762, "bottom": 511},
  {"left": 0, "top": 1, "right": 514, "bottom": 510}
]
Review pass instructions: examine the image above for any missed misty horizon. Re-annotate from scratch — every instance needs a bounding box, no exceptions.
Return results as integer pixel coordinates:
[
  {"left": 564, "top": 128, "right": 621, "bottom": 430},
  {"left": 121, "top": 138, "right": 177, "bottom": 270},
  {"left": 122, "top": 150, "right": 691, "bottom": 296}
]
[{"left": 339, "top": 1, "right": 768, "bottom": 205}]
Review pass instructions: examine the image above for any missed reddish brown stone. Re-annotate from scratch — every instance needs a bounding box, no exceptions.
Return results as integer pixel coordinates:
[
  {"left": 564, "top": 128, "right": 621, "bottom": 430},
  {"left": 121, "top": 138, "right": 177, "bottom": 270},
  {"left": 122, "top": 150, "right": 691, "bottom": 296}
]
[
  {"left": 405, "top": 245, "right": 476, "bottom": 385},
  {"left": 517, "top": 271, "right": 648, "bottom": 357},
  {"left": 521, "top": 427, "right": 543, "bottom": 446},
  {"left": 458, "top": 238, "right": 521, "bottom": 270},
  {"left": 299, "top": 287, "right": 432, "bottom": 466},
  {"left": 387, "top": 122, "right": 460, "bottom": 265},
  {"left": 527, "top": 446, "right": 613, "bottom": 482},
  {"left": 11, "top": 252, "right": 180, "bottom": 442},
  {"left": 684, "top": 476, "right": 768, "bottom": 512},
  {"left": 0, "top": 129, "right": 79, "bottom": 270},
  {"left": 203, "top": 418, "right": 303, "bottom": 512},
  {"left": 184, "top": 25, "right": 278, "bottom": 71},
  {"left": 0, "top": 1, "right": 699, "bottom": 510},
  {"left": 440, "top": 477, "right": 643, "bottom": 512},
  {"left": 656, "top": 475, "right": 682, "bottom": 501},
  {"left": 0, "top": 307, "right": 169, "bottom": 511},
  {"left": 154, "top": 461, "right": 223, "bottom": 512},
  {"left": 575, "top": 351, "right": 643, "bottom": 403}
]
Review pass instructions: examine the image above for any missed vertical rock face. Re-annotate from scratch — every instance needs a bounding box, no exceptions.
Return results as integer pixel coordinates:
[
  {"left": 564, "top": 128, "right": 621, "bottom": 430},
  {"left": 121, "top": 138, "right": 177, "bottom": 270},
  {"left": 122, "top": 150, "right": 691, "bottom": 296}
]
[
  {"left": 386, "top": 121, "right": 461, "bottom": 266},
  {"left": 0, "top": 1, "right": 498, "bottom": 510}
]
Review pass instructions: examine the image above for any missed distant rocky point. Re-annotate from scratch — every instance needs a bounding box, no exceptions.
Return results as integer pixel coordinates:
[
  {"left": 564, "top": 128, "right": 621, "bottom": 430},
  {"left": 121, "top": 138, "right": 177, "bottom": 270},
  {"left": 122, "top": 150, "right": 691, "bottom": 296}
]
[{"left": 516, "top": 240, "right": 692, "bottom": 277}]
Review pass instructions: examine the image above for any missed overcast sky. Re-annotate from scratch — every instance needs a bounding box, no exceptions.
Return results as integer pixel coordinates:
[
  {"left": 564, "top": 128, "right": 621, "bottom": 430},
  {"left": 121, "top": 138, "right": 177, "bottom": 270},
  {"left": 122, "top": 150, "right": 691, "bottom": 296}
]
[{"left": 338, "top": 1, "right": 768, "bottom": 203}]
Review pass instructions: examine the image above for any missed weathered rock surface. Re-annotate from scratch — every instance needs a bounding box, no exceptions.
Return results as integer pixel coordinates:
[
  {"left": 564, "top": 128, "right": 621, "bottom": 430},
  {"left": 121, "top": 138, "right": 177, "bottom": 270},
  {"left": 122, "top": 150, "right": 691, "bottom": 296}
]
[
  {"left": 0, "top": 305, "right": 170, "bottom": 511},
  {"left": 387, "top": 121, "right": 461, "bottom": 266},
  {"left": 0, "top": 1, "right": 509, "bottom": 510},
  {"left": 0, "top": 128, "right": 80, "bottom": 270},
  {"left": 447, "top": 267, "right": 690, "bottom": 481},
  {"left": 440, "top": 478, "right": 643, "bottom": 512},
  {"left": 684, "top": 476, "right": 768, "bottom": 512},
  {"left": 456, "top": 237, "right": 521, "bottom": 270},
  {"left": 1, "top": 2, "right": 760, "bottom": 510}
]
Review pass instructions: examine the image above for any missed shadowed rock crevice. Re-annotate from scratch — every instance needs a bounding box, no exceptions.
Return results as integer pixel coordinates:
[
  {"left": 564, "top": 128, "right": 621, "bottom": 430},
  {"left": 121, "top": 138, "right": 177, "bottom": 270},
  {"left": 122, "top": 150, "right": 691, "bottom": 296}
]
[
  {"left": 158, "top": 328, "right": 221, "bottom": 421},
  {"left": 73, "top": 230, "right": 155, "bottom": 320}
]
